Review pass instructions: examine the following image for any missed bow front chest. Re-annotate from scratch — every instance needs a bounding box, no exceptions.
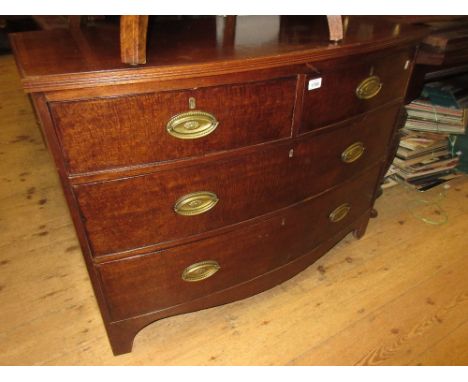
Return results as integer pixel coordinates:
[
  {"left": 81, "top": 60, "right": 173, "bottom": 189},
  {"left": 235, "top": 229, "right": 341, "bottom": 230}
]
[{"left": 10, "top": 16, "right": 425, "bottom": 355}]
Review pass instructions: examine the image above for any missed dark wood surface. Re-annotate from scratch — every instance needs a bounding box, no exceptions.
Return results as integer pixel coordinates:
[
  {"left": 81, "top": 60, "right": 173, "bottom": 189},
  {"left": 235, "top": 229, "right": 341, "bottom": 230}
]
[
  {"left": 9, "top": 16, "right": 426, "bottom": 92},
  {"left": 50, "top": 76, "right": 296, "bottom": 174},
  {"left": 9, "top": 16, "right": 426, "bottom": 355},
  {"left": 118, "top": 15, "right": 344, "bottom": 65},
  {"left": 300, "top": 49, "right": 413, "bottom": 132},
  {"left": 98, "top": 166, "right": 380, "bottom": 322},
  {"left": 74, "top": 102, "right": 400, "bottom": 257}
]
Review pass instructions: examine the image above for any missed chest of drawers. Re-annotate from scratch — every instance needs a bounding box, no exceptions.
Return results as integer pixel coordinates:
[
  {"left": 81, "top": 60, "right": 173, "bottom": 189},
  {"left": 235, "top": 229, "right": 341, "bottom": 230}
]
[{"left": 10, "top": 16, "right": 425, "bottom": 355}]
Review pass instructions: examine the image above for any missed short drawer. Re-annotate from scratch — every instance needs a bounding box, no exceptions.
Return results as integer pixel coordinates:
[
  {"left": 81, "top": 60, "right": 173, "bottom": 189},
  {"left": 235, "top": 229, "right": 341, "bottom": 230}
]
[
  {"left": 98, "top": 165, "right": 380, "bottom": 322},
  {"left": 74, "top": 103, "right": 399, "bottom": 257},
  {"left": 49, "top": 77, "right": 297, "bottom": 174},
  {"left": 300, "top": 49, "right": 413, "bottom": 133}
]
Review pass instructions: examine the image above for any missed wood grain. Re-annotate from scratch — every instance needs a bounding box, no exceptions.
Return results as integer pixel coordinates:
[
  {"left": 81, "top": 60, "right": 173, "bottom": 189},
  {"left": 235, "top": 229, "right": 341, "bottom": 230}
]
[
  {"left": 120, "top": 16, "right": 149, "bottom": 65},
  {"left": 98, "top": 168, "right": 379, "bottom": 322},
  {"left": 73, "top": 104, "right": 398, "bottom": 257},
  {"left": 1, "top": 54, "right": 468, "bottom": 364},
  {"left": 49, "top": 77, "right": 296, "bottom": 174},
  {"left": 8, "top": 16, "right": 427, "bottom": 92},
  {"left": 300, "top": 49, "right": 413, "bottom": 132}
]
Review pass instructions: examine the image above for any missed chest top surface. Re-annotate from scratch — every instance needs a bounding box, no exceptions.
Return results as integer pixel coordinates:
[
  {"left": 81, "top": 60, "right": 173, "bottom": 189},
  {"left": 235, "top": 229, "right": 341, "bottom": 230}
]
[{"left": 10, "top": 16, "right": 427, "bottom": 92}]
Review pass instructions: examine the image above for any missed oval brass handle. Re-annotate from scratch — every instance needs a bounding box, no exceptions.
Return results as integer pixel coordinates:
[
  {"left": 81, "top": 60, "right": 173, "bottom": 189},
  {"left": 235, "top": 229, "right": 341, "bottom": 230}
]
[
  {"left": 182, "top": 260, "right": 221, "bottom": 282},
  {"left": 356, "top": 75, "right": 382, "bottom": 100},
  {"left": 166, "top": 110, "right": 219, "bottom": 140},
  {"left": 341, "top": 142, "right": 366, "bottom": 163},
  {"left": 329, "top": 203, "right": 351, "bottom": 223},
  {"left": 174, "top": 191, "right": 219, "bottom": 216}
]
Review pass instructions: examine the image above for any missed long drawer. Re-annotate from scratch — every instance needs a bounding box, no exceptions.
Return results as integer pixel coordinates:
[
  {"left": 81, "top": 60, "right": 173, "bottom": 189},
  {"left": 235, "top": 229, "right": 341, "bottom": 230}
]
[
  {"left": 74, "top": 103, "right": 400, "bottom": 257},
  {"left": 300, "top": 49, "right": 413, "bottom": 133},
  {"left": 49, "top": 77, "right": 297, "bottom": 174},
  {"left": 97, "top": 165, "right": 380, "bottom": 322}
]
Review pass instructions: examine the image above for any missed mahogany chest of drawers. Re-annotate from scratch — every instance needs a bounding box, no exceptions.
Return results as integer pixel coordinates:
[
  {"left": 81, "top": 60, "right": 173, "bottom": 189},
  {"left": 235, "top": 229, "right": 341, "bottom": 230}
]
[{"left": 10, "top": 16, "right": 425, "bottom": 355}]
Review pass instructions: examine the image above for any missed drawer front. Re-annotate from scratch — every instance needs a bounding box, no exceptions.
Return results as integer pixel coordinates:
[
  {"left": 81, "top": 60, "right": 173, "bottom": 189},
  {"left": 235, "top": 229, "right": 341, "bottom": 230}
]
[
  {"left": 74, "top": 103, "right": 400, "bottom": 257},
  {"left": 50, "top": 77, "right": 297, "bottom": 174},
  {"left": 300, "top": 49, "right": 412, "bottom": 133},
  {"left": 98, "top": 166, "right": 380, "bottom": 322}
]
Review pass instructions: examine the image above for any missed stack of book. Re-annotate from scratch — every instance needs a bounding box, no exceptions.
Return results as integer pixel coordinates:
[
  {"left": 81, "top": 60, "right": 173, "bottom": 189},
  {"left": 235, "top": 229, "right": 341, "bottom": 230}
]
[
  {"left": 404, "top": 79, "right": 468, "bottom": 135},
  {"left": 404, "top": 100, "right": 467, "bottom": 134},
  {"left": 384, "top": 74, "right": 467, "bottom": 191},
  {"left": 390, "top": 130, "right": 460, "bottom": 190}
]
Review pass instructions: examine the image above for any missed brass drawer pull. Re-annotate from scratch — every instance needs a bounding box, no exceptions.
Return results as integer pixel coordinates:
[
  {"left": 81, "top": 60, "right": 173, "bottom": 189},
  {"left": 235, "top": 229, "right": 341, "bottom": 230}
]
[
  {"left": 174, "top": 191, "right": 219, "bottom": 216},
  {"left": 341, "top": 142, "right": 366, "bottom": 163},
  {"left": 356, "top": 75, "right": 382, "bottom": 99},
  {"left": 329, "top": 203, "right": 351, "bottom": 223},
  {"left": 182, "top": 260, "right": 221, "bottom": 282},
  {"left": 166, "top": 110, "right": 219, "bottom": 140}
]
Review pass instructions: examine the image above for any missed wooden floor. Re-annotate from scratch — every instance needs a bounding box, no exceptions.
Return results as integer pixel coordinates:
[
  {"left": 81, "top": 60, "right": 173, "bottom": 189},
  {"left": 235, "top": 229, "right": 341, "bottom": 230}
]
[{"left": 1, "top": 54, "right": 468, "bottom": 366}]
